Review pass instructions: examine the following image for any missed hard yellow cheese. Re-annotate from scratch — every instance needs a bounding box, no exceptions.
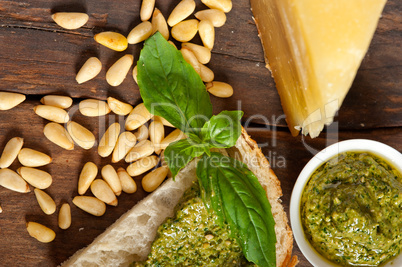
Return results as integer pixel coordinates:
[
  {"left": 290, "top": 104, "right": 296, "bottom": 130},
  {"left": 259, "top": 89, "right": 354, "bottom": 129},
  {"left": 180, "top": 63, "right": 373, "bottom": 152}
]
[{"left": 250, "top": 0, "right": 387, "bottom": 137}]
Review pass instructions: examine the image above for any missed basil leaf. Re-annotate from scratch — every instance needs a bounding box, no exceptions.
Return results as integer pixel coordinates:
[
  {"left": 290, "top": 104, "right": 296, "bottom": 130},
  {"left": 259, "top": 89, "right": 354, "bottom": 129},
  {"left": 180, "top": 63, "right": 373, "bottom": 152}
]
[
  {"left": 201, "top": 110, "right": 243, "bottom": 148},
  {"left": 197, "top": 152, "right": 276, "bottom": 267},
  {"left": 164, "top": 137, "right": 209, "bottom": 179},
  {"left": 137, "top": 32, "right": 213, "bottom": 134}
]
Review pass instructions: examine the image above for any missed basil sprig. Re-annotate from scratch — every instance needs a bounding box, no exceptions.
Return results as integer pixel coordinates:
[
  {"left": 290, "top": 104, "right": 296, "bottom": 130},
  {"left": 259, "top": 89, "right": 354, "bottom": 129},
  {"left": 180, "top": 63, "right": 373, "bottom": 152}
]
[{"left": 137, "top": 32, "right": 276, "bottom": 267}]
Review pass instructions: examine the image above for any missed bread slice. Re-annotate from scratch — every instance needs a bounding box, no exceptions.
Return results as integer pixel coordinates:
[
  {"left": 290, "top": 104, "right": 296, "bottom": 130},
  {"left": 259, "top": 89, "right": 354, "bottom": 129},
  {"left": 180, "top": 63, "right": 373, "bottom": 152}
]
[{"left": 61, "top": 129, "right": 297, "bottom": 267}]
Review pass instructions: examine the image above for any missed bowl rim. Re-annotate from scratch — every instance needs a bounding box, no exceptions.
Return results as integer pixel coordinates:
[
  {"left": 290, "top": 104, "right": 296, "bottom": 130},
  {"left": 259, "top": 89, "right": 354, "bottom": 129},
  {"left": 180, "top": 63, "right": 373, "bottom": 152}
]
[{"left": 290, "top": 139, "right": 402, "bottom": 267}]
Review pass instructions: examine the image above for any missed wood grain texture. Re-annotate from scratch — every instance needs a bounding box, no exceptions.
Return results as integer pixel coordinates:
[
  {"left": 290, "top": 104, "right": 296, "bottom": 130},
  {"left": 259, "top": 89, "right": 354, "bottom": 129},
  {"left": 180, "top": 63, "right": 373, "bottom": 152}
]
[{"left": 0, "top": 0, "right": 401, "bottom": 266}]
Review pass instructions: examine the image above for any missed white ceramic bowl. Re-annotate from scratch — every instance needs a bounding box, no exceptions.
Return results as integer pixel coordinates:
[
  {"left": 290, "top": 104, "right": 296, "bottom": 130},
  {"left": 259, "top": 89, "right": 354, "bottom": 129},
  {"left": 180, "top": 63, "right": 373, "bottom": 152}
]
[{"left": 290, "top": 139, "right": 402, "bottom": 267}]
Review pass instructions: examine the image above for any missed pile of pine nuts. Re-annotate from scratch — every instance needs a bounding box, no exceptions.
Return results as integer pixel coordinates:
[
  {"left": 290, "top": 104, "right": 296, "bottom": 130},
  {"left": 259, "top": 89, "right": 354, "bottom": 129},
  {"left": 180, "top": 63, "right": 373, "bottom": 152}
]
[
  {"left": 0, "top": 94, "right": 186, "bottom": 243},
  {"left": 54, "top": 0, "right": 234, "bottom": 97},
  {"left": 0, "top": 0, "right": 235, "bottom": 244}
]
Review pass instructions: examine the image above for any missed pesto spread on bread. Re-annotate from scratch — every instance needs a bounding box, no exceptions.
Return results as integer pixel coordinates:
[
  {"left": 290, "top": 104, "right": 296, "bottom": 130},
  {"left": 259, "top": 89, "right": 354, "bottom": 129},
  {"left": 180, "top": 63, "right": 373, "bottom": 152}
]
[
  {"left": 134, "top": 182, "right": 255, "bottom": 266},
  {"left": 301, "top": 152, "right": 402, "bottom": 266}
]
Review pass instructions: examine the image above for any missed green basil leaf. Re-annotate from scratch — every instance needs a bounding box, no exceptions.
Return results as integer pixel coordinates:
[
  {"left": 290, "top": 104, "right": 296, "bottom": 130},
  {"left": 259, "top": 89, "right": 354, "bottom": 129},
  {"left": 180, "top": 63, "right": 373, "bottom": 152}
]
[
  {"left": 197, "top": 152, "right": 276, "bottom": 267},
  {"left": 164, "top": 137, "right": 209, "bottom": 179},
  {"left": 201, "top": 110, "right": 243, "bottom": 148},
  {"left": 137, "top": 32, "right": 213, "bottom": 134}
]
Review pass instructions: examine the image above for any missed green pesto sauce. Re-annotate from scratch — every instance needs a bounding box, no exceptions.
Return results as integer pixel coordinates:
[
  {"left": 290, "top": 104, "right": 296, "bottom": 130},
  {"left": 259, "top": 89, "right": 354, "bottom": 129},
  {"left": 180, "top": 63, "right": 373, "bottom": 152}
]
[
  {"left": 134, "top": 182, "right": 254, "bottom": 267},
  {"left": 301, "top": 152, "right": 402, "bottom": 266}
]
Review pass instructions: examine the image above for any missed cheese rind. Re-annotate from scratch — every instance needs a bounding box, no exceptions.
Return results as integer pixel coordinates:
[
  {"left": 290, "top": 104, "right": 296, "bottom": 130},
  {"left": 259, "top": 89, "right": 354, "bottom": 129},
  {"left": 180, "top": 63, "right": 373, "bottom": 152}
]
[{"left": 251, "top": 0, "right": 387, "bottom": 137}]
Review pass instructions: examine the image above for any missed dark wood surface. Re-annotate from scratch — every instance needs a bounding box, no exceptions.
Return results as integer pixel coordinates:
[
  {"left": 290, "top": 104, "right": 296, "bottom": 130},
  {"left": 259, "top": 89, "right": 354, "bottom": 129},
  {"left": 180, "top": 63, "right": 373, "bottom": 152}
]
[{"left": 0, "top": 0, "right": 400, "bottom": 266}]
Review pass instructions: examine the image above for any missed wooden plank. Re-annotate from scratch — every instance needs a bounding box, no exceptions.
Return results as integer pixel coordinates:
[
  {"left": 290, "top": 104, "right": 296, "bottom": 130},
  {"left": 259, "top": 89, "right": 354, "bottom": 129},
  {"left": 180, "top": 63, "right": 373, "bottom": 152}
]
[{"left": 0, "top": 0, "right": 400, "bottom": 130}]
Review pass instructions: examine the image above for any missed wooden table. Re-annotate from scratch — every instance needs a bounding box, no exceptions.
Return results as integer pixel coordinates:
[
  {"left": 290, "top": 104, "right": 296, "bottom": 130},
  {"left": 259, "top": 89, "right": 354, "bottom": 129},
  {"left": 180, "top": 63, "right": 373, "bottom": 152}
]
[{"left": 0, "top": 0, "right": 400, "bottom": 266}]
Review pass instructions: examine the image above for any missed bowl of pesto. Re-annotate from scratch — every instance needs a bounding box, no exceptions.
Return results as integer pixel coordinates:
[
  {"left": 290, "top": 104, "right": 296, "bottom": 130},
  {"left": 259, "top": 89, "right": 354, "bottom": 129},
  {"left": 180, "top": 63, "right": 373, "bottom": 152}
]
[{"left": 290, "top": 139, "right": 402, "bottom": 267}]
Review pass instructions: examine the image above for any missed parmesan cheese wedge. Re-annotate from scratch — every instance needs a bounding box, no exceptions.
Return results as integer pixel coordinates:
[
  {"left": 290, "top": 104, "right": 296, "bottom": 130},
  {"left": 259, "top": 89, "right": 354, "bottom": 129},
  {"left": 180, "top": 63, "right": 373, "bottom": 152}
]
[{"left": 250, "top": 0, "right": 387, "bottom": 137}]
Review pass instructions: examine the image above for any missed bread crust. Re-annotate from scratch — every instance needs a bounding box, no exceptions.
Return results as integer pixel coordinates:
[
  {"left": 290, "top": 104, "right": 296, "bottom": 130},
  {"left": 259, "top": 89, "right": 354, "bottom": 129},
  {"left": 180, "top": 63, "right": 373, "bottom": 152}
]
[{"left": 61, "top": 129, "right": 297, "bottom": 267}]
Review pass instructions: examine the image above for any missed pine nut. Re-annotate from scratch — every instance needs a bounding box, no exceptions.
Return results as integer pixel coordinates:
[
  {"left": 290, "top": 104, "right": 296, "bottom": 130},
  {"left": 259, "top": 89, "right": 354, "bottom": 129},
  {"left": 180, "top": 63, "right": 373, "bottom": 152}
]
[
  {"left": 198, "top": 20, "right": 215, "bottom": 50},
  {"left": 126, "top": 155, "right": 159, "bottom": 177},
  {"left": 34, "top": 105, "right": 69, "bottom": 123},
  {"left": 0, "top": 92, "right": 26, "bottom": 110},
  {"left": 91, "top": 179, "right": 118, "bottom": 206},
  {"left": 98, "top": 123, "right": 120, "bottom": 158},
  {"left": 44, "top": 122, "right": 74, "bottom": 150},
  {"left": 73, "top": 196, "right": 106, "bottom": 216},
  {"left": 151, "top": 8, "right": 169, "bottom": 40},
  {"left": 0, "top": 168, "right": 30, "bottom": 193},
  {"left": 79, "top": 99, "right": 111, "bottom": 117},
  {"left": 106, "top": 54, "right": 134, "bottom": 87},
  {"left": 149, "top": 120, "right": 164, "bottom": 154},
  {"left": 75, "top": 57, "right": 102, "bottom": 84},
  {"left": 17, "top": 167, "right": 52, "bottom": 189},
  {"left": 200, "top": 64, "right": 214, "bottom": 82},
  {"left": 201, "top": 0, "right": 232, "bottom": 13},
  {"left": 112, "top": 132, "right": 137, "bottom": 163},
  {"left": 78, "top": 162, "right": 98, "bottom": 195},
  {"left": 194, "top": 9, "right": 226, "bottom": 27},
  {"left": 132, "top": 65, "right": 138, "bottom": 84},
  {"left": 125, "top": 103, "right": 152, "bottom": 131},
  {"left": 94, "top": 31, "right": 128, "bottom": 52},
  {"left": 34, "top": 188, "right": 56, "bottom": 215},
  {"left": 40, "top": 95, "right": 73, "bottom": 109},
  {"left": 142, "top": 166, "right": 169, "bottom": 192},
  {"left": 153, "top": 116, "right": 175, "bottom": 128},
  {"left": 58, "top": 203, "right": 71, "bottom": 230},
  {"left": 117, "top": 168, "right": 137, "bottom": 194},
  {"left": 0, "top": 137, "right": 24, "bottom": 169},
  {"left": 168, "top": 0, "right": 196, "bottom": 27},
  {"left": 51, "top": 12, "right": 88, "bottom": 29},
  {"left": 26, "top": 222, "right": 56, "bottom": 243},
  {"left": 206, "top": 81, "right": 233, "bottom": 98},
  {"left": 182, "top": 42, "right": 211, "bottom": 64},
  {"left": 125, "top": 140, "right": 155, "bottom": 163},
  {"left": 101, "top": 164, "right": 122, "bottom": 196},
  {"left": 171, "top": 19, "right": 199, "bottom": 42},
  {"left": 66, "top": 121, "right": 95, "bottom": 150},
  {"left": 134, "top": 124, "right": 149, "bottom": 141},
  {"left": 18, "top": 148, "right": 52, "bottom": 167},
  {"left": 127, "top": 21, "right": 153, "bottom": 44},
  {"left": 181, "top": 47, "right": 201, "bottom": 75},
  {"left": 160, "top": 129, "right": 186, "bottom": 149},
  {"left": 140, "top": 0, "right": 155, "bottom": 21},
  {"left": 107, "top": 97, "right": 133, "bottom": 116}
]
